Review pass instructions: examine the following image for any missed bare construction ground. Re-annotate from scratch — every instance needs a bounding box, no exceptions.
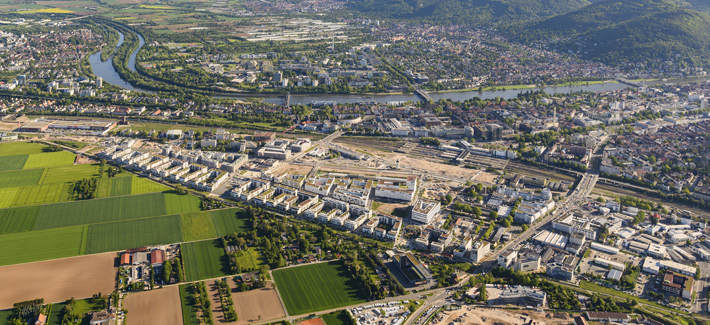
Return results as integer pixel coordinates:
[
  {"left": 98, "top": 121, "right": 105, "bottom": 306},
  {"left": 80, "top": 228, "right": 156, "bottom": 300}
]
[
  {"left": 275, "top": 164, "right": 313, "bottom": 176},
  {"left": 436, "top": 307, "right": 573, "bottom": 325},
  {"left": 124, "top": 286, "right": 183, "bottom": 325},
  {"left": 0, "top": 253, "right": 116, "bottom": 309},
  {"left": 231, "top": 281, "right": 285, "bottom": 324}
]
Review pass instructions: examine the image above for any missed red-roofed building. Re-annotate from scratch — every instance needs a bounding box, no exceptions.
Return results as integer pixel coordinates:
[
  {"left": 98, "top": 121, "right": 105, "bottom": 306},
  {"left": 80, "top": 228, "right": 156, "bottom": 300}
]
[
  {"left": 119, "top": 252, "right": 131, "bottom": 266},
  {"left": 35, "top": 314, "right": 47, "bottom": 325},
  {"left": 150, "top": 249, "right": 165, "bottom": 266}
]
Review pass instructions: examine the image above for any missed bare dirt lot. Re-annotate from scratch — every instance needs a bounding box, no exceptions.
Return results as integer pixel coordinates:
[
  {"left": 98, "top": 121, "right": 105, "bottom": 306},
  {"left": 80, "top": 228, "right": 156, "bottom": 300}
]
[
  {"left": 275, "top": 164, "right": 313, "bottom": 176},
  {"left": 124, "top": 285, "right": 183, "bottom": 325},
  {"left": 436, "top": 307, "right": 573, "bottom": 325},
  {"left": 231, "top": 281, "right": 285, "bottom": 324},
  {"left": 0, "top": 253, "right": 116, "bottom": 309}
]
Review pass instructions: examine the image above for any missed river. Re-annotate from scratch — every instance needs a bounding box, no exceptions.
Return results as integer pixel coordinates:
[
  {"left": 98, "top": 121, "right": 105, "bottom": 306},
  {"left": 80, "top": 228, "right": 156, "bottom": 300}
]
[{"left": 90, "top": 30, "right": 634, "bottom": 103}]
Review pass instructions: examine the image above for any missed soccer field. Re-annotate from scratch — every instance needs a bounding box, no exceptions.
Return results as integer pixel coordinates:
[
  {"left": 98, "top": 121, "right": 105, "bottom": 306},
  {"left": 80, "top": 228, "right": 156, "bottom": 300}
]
[
  {"left": 22, "top": 151, "right": 76, "bottom": 169},
  {"left": 211, "top": 208, "right": 248, "bottom": 237},
  {"left": 86, "top": 214, "right": 183, "bottom": 254},
  {"left": 0, "top": 225, "right": 85, "bottom": 266},
  {"left": 272, "top": 261, "right": 368, "bottom": 315},
  {"left": 183, "top": 239, "right": 231, "bottom": 282}
]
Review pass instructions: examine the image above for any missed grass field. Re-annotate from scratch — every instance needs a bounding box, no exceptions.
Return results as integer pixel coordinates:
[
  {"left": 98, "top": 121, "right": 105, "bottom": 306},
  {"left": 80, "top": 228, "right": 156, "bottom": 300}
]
[
  {"left": 165, "top": 193, "right": 202, "bottom": 214},
  {"left": 273, "top": 261, "right": 367, "bottom": 315},
  {"left": 38, "top": 164, "right": 99, "bottom": 184},
  {"left": 23, "top": 151, "right": 76, "bottom": 169},
  {"left": 0, "top": 206, "right": 39, "bottom": 234},
  {"left": 96, "top": 178, "right": 111, "bottom": 198},
  {"left": 131, "top": 176, "right": 170, "bottom": 195},
  {"left": 322, "top": 310, "right": 353, "bottom": 325},
  {"left": 0, "top": 168, "right": 43, "bottom": 188},
  {"left": 0, "top": 142, "right": 46, "bottom": 156},
  {"left": 51, "top": 140, "right": 86, "bottom": 149},
  {"left": 179, "top": 284, "right": 200, "bottom": 325},
  {"left": 0, "top": 154, "right": 28, "bottom": 171},
  {"left": 211, "top": 208, "right": 248, "bottom": 237},
  {"left": 183, "top": 239, "right": 231, "bottom": 282},
  {"left": 0, "top": 310, "right": 11, "bottom": 325},
  {"left": 0, "top": 225, "right": 85, "bottom": 266},
  {"left": 11, "top": 183, "right": 70, "bottom": 207},
  {"left": 180, "top": 211, "right": 216, "bottom": 242},
  {"left": 233, "top": 247, "right": 264, "bottom": 271},
  {"left": 86, "top": 214, "right": 183, "bottom": 254}
]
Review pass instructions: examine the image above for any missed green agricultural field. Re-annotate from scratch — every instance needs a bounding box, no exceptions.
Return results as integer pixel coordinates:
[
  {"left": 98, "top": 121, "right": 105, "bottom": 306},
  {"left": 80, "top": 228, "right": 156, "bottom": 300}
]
[
  {"left": 321, "top": 310, "right": 353, "bottom": 325},
  {"left": 131, "top": 176, "right": 170, "bottom": 195},
  {"left": 0, "top": 310, "right": 11, "bottom": 325},
  {"left": 11, "top": 183, "right": 70, "bottom": 207},
  {"left": 0, "top": 187, "right": 20, "bottom": 208},
  {"left": 165, "top": 193, "right": 202, "bottom": 215},
  {"left": 52, "top": 140, "right": 86, "bottom": 149},
  {"left": 109, "top": 176, "right": 133, "bottom": 196},
  {"left": 86, "top": 214, "right": 183, "bottom": 254},
  {"left": 0, "top": 168, "right": 43, "bottom": 188},
  {"left": 211, "top": 208, "right": 248, "bottom": 237},
  {"left": 0, "top": 206, "right": 39, "bottom": 234},
  {"left": 38, "top": 164, "right": 99, "bottom": 184},
  {"left": 0, "top": 154, "right": 28, "bottom": 171},
  {"left": 180, "top": 211, "right": 216, "bottom": 242},
  {"left": 183, "top": 239, "right": 231, "bottom": 282},
  {"left": 0, "top": 142, "right": 46, "bottom": 156},
  {"left": 0, "top": 225, "right": 85, "bottom": 266},
  {"left": 179, "top": 284, "right": 200, "bottom": 325},
  {"left": 23, "top": 151, "right": 76, "bottom": 169},
  {"left": 33, "top": 192, "right": 169, "bottom": 230},
  {"left": 95, "top": 178, "right": 111, "bottom": 198},
  {"left": 273, "top": 261, "right": 367, "bottom": 315}
]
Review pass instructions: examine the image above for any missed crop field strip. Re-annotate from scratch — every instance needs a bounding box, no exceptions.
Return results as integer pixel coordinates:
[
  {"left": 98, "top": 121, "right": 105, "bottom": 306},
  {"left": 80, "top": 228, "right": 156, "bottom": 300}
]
[
  {"left": 272, "top": 261, "right": 368, "bottom": 315},
  {"left": 183, "top": 239, "right": 231, "bottom": 282},
  {"left": 0, "top": 142, "right": 47, "bottom": 156},
  {"left": 109, "top": 175, "right": 133, "bottom": 196},
  {"left": 211, "top": 207, "right": 248, "bottom": 237},
  {"left": 22, "top": 151, "right": 76, "bottom": 169},
  {"left": 0, "top": 168, "right": 44, "bottom": 188},
  {"left": 179, "top": 284, "right": 200, "bottom": 325},
  {"left": 0, "top": 206, "right": 39, "bottom": 234},
  {"left": 0, "top": 154, "right": 28, "bottom": 171},
  {"left": 165, "top": 192, "right": 202, "bottom": 214},
  {"left": 131, "top": 176, "right": 170, "bottom": 195},
  {"left": 85, "top": 214, "right": 183, "bottom": 254},
  {"left": 38, "top": 164, "right": 100, "bottom": 184},
  {"left": 0, "top": 225, "right": 86, "bottom": 266}
]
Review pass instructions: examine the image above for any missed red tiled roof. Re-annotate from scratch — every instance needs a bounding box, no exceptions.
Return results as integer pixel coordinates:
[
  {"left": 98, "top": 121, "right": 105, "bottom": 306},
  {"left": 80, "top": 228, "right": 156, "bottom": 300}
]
[
  {"left": 120, "top": 253, "right": 130, "bottom": 265},
  {"left": 151, "top": 250, "right": 165, "bottom": 265}
]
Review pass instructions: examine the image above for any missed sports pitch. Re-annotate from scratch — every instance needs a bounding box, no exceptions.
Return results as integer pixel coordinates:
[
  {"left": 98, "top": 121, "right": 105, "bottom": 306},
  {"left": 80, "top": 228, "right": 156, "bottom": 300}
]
[
  {"left": 183, "top": 239, "right": 231, "bottom": 282},
  {"left": 272, "top": 261, "right": 367, "bottom": 315}
]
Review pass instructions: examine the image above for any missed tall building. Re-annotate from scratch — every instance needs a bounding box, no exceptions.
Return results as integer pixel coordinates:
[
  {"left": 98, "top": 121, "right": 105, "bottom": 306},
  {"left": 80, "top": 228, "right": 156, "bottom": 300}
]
[
  {"left": 274, "top": 71, "right": 283, "bottom": 82},
  {"left": 410, "top": 199, "right": 440, "bottom": 224},
  {"left": 96, "top": 77, "right": 103, "bottom": 88}
]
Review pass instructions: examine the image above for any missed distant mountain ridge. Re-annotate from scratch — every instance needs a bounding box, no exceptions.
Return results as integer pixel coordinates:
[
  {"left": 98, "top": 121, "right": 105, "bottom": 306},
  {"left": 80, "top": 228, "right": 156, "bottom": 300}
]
[{"left": 345, "top": 0, "right": 592, "bottom": 24}]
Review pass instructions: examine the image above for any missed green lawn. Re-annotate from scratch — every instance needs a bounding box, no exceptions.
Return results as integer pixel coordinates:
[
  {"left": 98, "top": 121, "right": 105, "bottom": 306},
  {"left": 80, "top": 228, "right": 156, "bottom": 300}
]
[
  {"left": 33, "top": 192, "right": 169, "bottom": 230},
  {"left": 23, "top": 151, "right": 76, "bottom": 169},
  {"left": 0, "top": 225, "right": 85, "bottom": 266},
  {"left": 11, "top": 183, "right": 70, "bottom": 207},
  {"left": 233, "top": 247, "right": 264, "bottom": 271},
  {"left": 321, "top": 310, "right": 353, "bottom": 325},
  {"left": 131, "top": 176, "right": 170, "bottom": 195},
  {"left": 183, "top": 239, "right": 231, "bottom": 282},
  {"left": 179, "top": 284, "right": 200, "bottom": 325},
  {"left": 180, "top": 211, "right": 217, "bottom": 242},
  {"left": 0, "top": 142, "right": 47, "bottom": 156},
  {"left": 272, "top": 261, "right": 368, "bottom": 315},
  {"left": 38, "top": 164, "right": 99, "bottom": 184},
  {"left": 0, "top": 206, "right": 40, "bottom": 234},
  {"left": 165, "top": 193, "right": 202, "bottom": 214},
  {"left": 0, "top": 168, "right": 43, "bottom": 188},
  {"left": 0, "top": 310, "right": 12, "bottom": 325},
  {"left": 47, "top": 303, "right": 66, "bottom": 325},
  {"left": 86, "top": 214, "right": 183, "bottom": 254},
  {"left": 211, "top": 208, "right": 248, "bottom": 237},
  {"left": 0, "top": 154, "right": 28, "bottom": 171}
]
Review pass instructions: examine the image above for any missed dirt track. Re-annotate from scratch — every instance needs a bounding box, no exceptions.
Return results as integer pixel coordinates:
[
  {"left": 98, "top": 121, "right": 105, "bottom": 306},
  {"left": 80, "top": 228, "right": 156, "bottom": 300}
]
[
  {"left": 231, "top": 281, "right": 285, "bottom": 324},
  {"left": 124, "top": 286, "right": 183, "bottom": 325},
  {"left": 0, "top": 253, "right": 116, "bottom": 309}
]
